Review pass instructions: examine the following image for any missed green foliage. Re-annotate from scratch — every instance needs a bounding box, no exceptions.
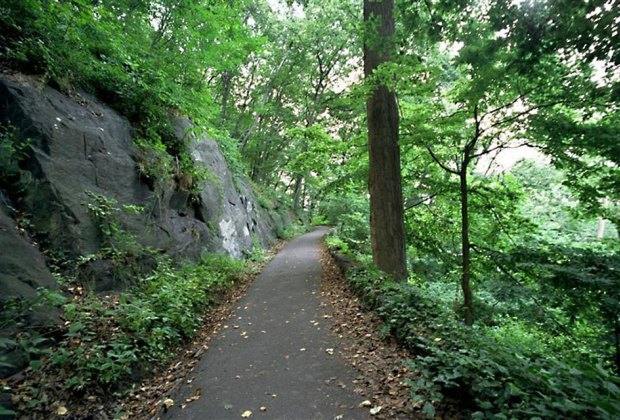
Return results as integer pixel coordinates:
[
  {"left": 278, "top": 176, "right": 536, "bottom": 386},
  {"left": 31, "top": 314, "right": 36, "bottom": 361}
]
[
  {"left": 1, "top": 0, "right": 618, "bottom": 416},
  {"left": 134, "top": 137, "right": 174, "bottom": 190},
  {"left": 242, "top": 236, "right": 266, "bottom": 263},
  {"left": 82, "top": 191, "right": 165, "bottom": 291},
  {"left": 320, "top": 188, "right": 370, "bottom": 255},
  {"left": 52, "top": 253, "right": 247, "bottom": 390},
  {"left": 341, "top": 258, "right": 620, "bottom": 418},
  {"left": 276, "top": 221, "right": 308, "bottom": 240},
  {"left": 0, "top": 288, "right": 66, "bottom": 374},
  {"left": 209, "top": 127, "right": 249, "bottom": 178},
  {"left": 0, "top": 0, "right": 259, "bottom": 195},
  {"left": 85, "top": 192, "right": 141, "bottom": 252},
  {"left": 251, "top": 179, "right": 292, "bottom": 212},
  {"left": 310, "top": 214, "right": 328, "bottom": 226},
  {"left": 324, "top": 235, "right": 349, "bottom": 254},
  {"left": 231, "top": 0, "right": 360, "bottom": 212},
  {"left": 0, "top": 405, "right": 16, "bottom": 416}
]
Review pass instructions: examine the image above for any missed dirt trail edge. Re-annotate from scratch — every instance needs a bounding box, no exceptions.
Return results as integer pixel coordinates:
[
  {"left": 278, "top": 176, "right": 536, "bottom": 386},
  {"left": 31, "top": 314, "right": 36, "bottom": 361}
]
[{"left": 163, "top": 227, "right": 371, "bottom": 420}]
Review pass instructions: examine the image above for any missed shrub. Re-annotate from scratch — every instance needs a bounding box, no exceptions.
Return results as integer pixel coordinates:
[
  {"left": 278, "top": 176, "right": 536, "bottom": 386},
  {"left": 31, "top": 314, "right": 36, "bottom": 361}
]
[
  {"left": 276, "top": 221, "right": 308, "bottom": 240},
  {"left": 51, "top": 253, "right": 248, "bottom": 391},
  {"left": 340, "top": 260, "right": 620, "bottom": 419}
]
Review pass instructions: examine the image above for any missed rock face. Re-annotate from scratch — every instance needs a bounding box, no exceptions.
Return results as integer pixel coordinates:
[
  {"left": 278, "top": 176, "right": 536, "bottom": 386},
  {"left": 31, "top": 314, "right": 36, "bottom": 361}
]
[
  {"left": 0, "top": 75, "right": 291, "bottom": 377},
  {"left": 0, "top": 194, "right": 55, "bottom": 301},
  {"left": 0, "top": 193, "right": 58, "bottom": 379}
]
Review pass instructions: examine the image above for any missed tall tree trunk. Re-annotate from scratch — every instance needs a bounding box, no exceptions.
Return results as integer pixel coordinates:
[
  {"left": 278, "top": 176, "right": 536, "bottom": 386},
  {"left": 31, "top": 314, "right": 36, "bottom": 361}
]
[
  {"left": 364, "top": 0, "right": 407, "bottom": 280},
  {"left": 615, "top": 316, "right": 620, "bottom": 373},
  {"left": 292, "top": 174, "right": 304, "bottom": 213},
  {"left": 220, "top": 71, "right": 233, "bottom": 122},
  {"left": 460, "top": 169, "right": 474, "bottom": 325}
]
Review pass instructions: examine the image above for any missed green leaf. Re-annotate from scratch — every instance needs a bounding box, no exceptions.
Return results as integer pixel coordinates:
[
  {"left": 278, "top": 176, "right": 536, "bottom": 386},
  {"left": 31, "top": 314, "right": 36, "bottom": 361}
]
[
  {"left": 0, "top": 405, "right": 16, "bottom": 416},
  {"left": 422, "top": 402, "right": 436, "bottom": 418}
]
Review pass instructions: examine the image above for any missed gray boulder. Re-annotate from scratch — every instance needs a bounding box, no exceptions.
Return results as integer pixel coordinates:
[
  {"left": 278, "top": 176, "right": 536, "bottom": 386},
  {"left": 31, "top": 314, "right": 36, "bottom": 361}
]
[
  {"left": 0, "top": 74, "right": 290, "bottom": 291},
  {"left": 180, "top": 119, "right": 284, "bottom": 258},
  {"left": 0, "top": 75, "right": 292, "bottom": 378},
  {"left": 0, "top": 193, "right": 56, "bottom": 378},
  {"left": 0, "top": 194, "right": 55, "bottom": 301},
  {"left": 0, "top": 76, "right": 151, "bottom": 256},
  {"left": 0, "top": 76, "right": 288, "bottom": 267}
]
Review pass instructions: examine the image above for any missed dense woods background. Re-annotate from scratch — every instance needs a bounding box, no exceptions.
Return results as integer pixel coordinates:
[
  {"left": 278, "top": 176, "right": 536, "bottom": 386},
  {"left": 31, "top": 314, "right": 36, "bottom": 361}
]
[{"left": 1, "top": 0, "right": 619, "bottom": 418}]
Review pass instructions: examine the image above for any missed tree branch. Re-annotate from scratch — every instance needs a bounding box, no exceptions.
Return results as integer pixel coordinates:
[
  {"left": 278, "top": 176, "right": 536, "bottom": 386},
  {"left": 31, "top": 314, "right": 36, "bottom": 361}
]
[
  {"left": 480, "top": 99, "right": 583, "bottom": 136},
  {"left": 404, "top": 192, "right": 443, "bottom": 210},
  {"left": 471, "top": 140, "right": 533, "bottom": 159},
  {"left": 427, "top": 146, "right": 460, "bottom": 175}
]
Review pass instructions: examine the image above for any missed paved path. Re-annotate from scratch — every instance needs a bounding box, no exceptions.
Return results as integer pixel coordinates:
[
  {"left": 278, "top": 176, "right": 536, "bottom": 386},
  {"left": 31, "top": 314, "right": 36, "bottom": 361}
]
[{"left": 164, "top": 227, "right": 370, "bottom": 420}]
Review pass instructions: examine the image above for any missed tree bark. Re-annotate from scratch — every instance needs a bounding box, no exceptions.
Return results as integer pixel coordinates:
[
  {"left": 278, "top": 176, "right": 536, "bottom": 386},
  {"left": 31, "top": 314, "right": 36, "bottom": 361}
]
[
  {"left": 460, "top": 168, "right": 474, "bottom": 325},
  {"left": 220, "top": 71, "right": 233, "bottom": 122},
  {"left": 615, "top": 317, "right": 620, "bottom": 373},
  {"left": 364, "top": 0, "right": 407, "bottom": 280},
  {"left": 292, "top": 174, "right": 304, "bottom": 213}
]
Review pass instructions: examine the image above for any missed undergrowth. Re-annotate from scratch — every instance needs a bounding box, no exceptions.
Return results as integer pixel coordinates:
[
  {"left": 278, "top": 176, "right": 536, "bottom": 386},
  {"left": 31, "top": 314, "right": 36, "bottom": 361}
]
[
  {"left": 52, "top": 253, "right": 247, "bottom": 392},
  {"left": 0, "top": 0, "right": 251, "bottom": 194},
  {"left": 325, "top": 238, "right": 620, "bottom": 419},
  {"left": 6, "top": 252, "right": 250, "bottom": 418}
]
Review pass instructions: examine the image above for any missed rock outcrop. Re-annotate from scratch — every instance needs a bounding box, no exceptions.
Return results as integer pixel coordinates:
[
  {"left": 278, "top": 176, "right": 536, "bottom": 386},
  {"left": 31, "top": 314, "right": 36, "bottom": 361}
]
[
  {"left": 0, "top": 193, "right": 55, "bottom": 300},
  {"left": 0, "top": 74, "right": 291, "bottom": 378}
]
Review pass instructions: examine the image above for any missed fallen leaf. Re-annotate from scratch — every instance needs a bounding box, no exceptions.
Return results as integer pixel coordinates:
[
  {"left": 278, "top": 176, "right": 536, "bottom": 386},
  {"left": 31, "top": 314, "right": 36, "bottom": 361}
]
[
  {"left": 370, "top": 406, "right": 382, "bottom": 415},
  {"left": 163, "top": 398, "right": 174, "bottom": 409},
  {"left": 56, "top": 406, "right": 68, "bottom": 416},
  {"left": 185, "top": 387, "right": 202, "bottom": 403},
  {"left": 241, "top": 410, "right": 253, "bottom": 417}
]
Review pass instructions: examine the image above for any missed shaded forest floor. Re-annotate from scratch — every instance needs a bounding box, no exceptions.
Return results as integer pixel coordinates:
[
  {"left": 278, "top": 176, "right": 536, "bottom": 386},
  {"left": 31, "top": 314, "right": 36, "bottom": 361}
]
[
  {"left": 8, "top": 242, "right": 285, "bottom": 420},
  {"left": 319, "top": 245, "right": 463, "bottom": 420},
  {"left": 10, "top": 230, "right": 466, "bottom": 419}
]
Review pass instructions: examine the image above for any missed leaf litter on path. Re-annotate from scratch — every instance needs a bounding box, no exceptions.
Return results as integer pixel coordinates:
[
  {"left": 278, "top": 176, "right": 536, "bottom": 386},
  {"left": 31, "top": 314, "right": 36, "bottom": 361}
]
[{"left": 320, "top": 245, "right": 431, "bottom": 420}]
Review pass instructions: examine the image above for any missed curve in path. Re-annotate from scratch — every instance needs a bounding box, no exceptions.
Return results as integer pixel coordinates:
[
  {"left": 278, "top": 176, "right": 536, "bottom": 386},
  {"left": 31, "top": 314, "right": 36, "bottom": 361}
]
[{"left": 163, "top": 227, "right": 370, "bottom": 420}]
